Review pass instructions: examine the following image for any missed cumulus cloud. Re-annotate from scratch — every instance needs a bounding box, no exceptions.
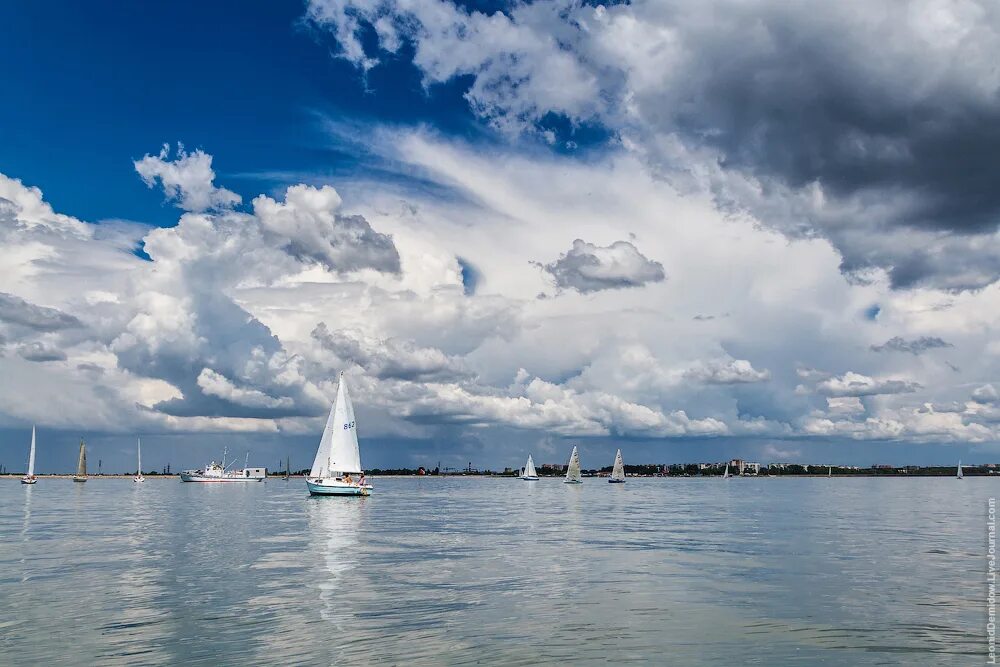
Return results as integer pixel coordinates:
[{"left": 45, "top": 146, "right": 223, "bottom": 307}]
[
  {"left": 312, "top": 323, "right": 468, "bottom": 381},
  {"left": 252, "top": 184, "right": 400, "bottom": 274},
  {"left": 538, "top": 239, "right": 665, "bottom": 293},
  {"left": 0, "top": 293, "right": 82, "bottom": 331},
  {"left": 973, "top": 384, "right": 999, "bottom": 404},
  {"left": 308, "top": 0, "right": 1000, "bottom": 290},
  {"left": 816, "top": 372, "right": 921, "bottom": 397},
  {"left": 684, "top": 359, "right": 770, "bottom": 384},
  {"left": 197, "top": 368, "right": 295, "bottom": 410},
  {"left": 135, "top": 143, "right": 241, "bottom": 212},
  {"left": 17, "top": 341, "right": 67, "bottom": 362},
  {"left": 871, "top": 336, "right": 953, "bottom": 354}
]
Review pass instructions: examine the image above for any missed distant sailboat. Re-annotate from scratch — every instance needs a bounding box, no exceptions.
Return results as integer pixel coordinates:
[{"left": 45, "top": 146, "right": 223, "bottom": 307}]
[
  {"left": 608, "top": 449, "right": 626, "bottom": 483},
  {"left": 283, "top": 455, "right": 290, "bottom": 481},
  {"left": 306, "top": 373, "right": 372, "bottom": 496},
  {"left": 21, "top": 426, "right": 37, "bottom": 485},
  {"left": 72, "top": 440, "right": 87, "bottom": 482},
  {"left": 564, "top": 446, "right": 582, "bottom": 484},
  {"left": 723, "top": 463, "right": 731, "bottom": 479},
  {"left": 957, "top": 460, "right": 964, "bottom": 480},
  {"left": 133, "top": 437, "right": 145, "bottom": 483},
  {"left": 828, "top": 465, "right": 832, "bottom": 478},
  {"left": 521, "top": 454, "right": 539, "bottom": 481}
]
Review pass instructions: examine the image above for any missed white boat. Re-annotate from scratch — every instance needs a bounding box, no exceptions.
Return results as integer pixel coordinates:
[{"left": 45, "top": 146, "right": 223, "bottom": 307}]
[
  {"left": 306, "top": 373, "right": 372, "bottom": 497},
  {"left": 21, "top": 426, "right": 37, "bottom": 485},
  {"left": 520, "top": 454, "right": 539, "bottom": 481},
  {"left": 722, "top": 463, "right": 730, "bottom": 479},
  {"left": 72, "top": 440, "right": 87, "bottom": 482},
  {"left": 828, "top": 465, "right": 832, "bottom": 478},
  {"left": 957, "top": 460, "right": 963, "bottom": 480},
  {"left": 564, "top": 446, "right": 582, "bottom": 484},
  {"left": 134, "top": 437, "right": 145, "bottom": 483},
  {"left": 180, "top": 448, "right": 266, "bottom": 482},
  {"left": 608, "top": 449, "right": 626, "bottom": 483}
]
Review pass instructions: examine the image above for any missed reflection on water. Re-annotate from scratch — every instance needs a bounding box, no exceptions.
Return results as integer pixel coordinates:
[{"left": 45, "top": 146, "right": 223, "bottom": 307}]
[{"left": 0, "top": 476, "right": 988, "bottom": 665}]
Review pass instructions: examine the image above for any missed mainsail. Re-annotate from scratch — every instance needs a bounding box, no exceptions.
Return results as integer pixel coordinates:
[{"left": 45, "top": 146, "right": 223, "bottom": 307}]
[
  {"left": 565, "top": 446, "right": 581, "bottom": 482},
  {"left": 137, "top": 437, "right": 142, "bottom": 475},
  {"left": 310, "top": 374, "right": 362, "bottom": 478},
  {"left": 610, "top": 449, "right": 625, "bottom": 481},
  {"left": 957, "top": 460, "right": 963, "bottom": 479},
  {"left": 524, "top": 454, "right": 537, "bottom": 478},
  {"left": 27, "top": 426, "right": 36, "bottom": 477},
  {"left": 77, "top": 441, "right": 87, "bottom": 476}
]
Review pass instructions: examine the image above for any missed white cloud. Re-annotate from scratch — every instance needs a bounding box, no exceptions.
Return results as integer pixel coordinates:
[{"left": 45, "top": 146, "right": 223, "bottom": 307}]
[
  {"left": 135, "top": 143, "right": 241, "bottom": 212},
  {"left": 816, "top": 372, "right": 921, "bottom": 397},
  {"left": 538, "top": 238, "right": 665, "bottom": 293}
]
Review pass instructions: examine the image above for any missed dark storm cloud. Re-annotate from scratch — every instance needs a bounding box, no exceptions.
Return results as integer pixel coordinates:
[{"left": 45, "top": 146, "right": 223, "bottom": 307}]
[
  {"left": 308, "top": 0, "right": 1000, "bottom": 290},
  {"left": 0, "top": 292, "right": 82, "bottom": 331},
  {"left": 870, "top": 336, "right": 953, "bottom": 355},
  {"left": 538, "top": 239, "right": 665, "bottom": 293}
]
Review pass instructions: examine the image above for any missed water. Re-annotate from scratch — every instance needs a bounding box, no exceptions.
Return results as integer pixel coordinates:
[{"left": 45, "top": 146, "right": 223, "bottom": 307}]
[{"left": 0, "top": 476, "right": 989, "bottom": 665}]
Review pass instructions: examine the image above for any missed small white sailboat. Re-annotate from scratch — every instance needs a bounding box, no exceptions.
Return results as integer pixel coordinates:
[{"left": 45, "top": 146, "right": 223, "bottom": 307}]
[
  {"left": 521, "top": 454, "right": 539, "bottom": 481},
  {"left": 306, "top": 373, "right": 372, "bottom": 497},
  {"left": 134, "top": 437, "right": 145, "bottom": 483},
  {"left": 828, "top": 465, "right": 832, "bottom": 478},
  {"left": 564, "top": 446, "right": 582, "bottom": 484},
  {"left": 608, "top": 449, "right": 626, "bottom": 483},
  {"left": 957, "top": 460, "right": 964, "bottom": 480},
  {"left": 722, "top": 463, "right": 731, "bottom": 479},
  {"left": 21, "top": 426, "right": 37, "bottom": 485},
  {"left": 72, "top": 440, "right": 87, "bottom": 482}
]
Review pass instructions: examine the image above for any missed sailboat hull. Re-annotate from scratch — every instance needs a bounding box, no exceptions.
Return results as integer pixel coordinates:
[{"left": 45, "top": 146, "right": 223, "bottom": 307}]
[
  {"left": 72, "top": 476, "right": 87, "bottom": 482},
  {"left": 520, "top": 476, "right": 539, "bottom": 481},
  {"left": 307, "top": 479, "right": 372, "bottom": 496},
  {"left": 564, "top": 479, "right": 583, "bottom": 484},
  {"left": 21, "top": 477, "right": 36, "bottom": 485},
  {"left": 608, "top": 479, "right": 625, "bottom": 483},
  {"left": 133, "top": 476, "right": 145, "bottom": 483}
]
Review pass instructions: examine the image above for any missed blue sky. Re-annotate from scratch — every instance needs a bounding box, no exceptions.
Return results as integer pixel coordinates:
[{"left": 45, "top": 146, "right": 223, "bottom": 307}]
[{"left": 1, "top": 0, "right": 999, "bottom": 473}]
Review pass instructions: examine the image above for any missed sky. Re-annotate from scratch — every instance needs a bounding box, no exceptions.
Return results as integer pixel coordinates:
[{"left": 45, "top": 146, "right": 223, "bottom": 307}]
[{"left": 1, "top": 0, "right": 999, "bottom": 474}]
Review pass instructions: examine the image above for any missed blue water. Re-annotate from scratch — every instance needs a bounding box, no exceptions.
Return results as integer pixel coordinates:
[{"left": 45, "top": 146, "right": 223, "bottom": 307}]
[{"left": 0, "top": 477, "right": 988, "bottom": 665}]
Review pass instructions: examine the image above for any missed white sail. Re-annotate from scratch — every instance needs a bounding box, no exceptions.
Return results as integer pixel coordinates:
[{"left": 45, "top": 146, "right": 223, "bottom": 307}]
[
  {"left": 310, "top": 374, "right": 362, "bottom": 477},
  {"left": 610, "top": 449, "right": 625, "bottom": 481},
  {"left": 957, "top": 460, "right": 963, "bottom": 479},
  {"left": 137, "top": 437, "right": 142, "bottom": 474},
  {"left": 565, "top": 446, "right": 581, "bottom": 482},
  {"left": 523, "top": 454, "right": 537, "bottom": 478},
  {"left": 27, "top": 426, "right": 36, "bottom": 477},
  {"left": 77, "top": 442, "right": 87, "bottom": 476},
  {"left": 828, "top": 465, "right": 832, "bottom": 478},
  {"left": 723, "top": 463, "right": 730, "bottom": 479}
]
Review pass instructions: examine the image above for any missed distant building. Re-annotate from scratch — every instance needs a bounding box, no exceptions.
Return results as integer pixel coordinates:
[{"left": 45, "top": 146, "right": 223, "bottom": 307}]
[{"left": 741, "top": 462, "right": 761, "bottom": 475}]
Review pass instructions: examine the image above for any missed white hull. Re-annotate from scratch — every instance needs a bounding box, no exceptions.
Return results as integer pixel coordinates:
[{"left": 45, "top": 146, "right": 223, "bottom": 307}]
[
  {"left": 520, "top": 475, "right": 539, "bottom": 481},
  {"left": 133, "top": 475, "right": 145, "bottom": 483},
  {"left": 179, "top": 473, "right": 263, "bottom": 482},
  {"left": 21, "top": 477, "right": 36, "bottom": 485},
  {"left": 564, "top": 479, "right": 582, "bottom": 484},
  {"left": 307, "top": 479, "right": 372, "bottom": 496},
  {"left": 72, "top": 476, "right": 87, "bottom": 483}
]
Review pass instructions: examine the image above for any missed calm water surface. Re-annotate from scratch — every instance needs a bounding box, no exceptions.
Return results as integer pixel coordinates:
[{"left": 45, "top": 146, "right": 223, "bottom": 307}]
[{"left": 0, "top": 477, "right": 990, "bottom": 665}]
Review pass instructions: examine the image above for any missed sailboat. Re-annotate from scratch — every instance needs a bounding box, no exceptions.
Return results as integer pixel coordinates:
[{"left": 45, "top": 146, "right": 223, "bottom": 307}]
[
  {"left": 133, "top": 437, "right": 145, "bottom": 483},
  {"left": 21, "top": 426, "right": 37, "bottom": 485},
  {"left": 521, "top": 454, "right": 539, "bottom": 481},
  {"left": 957, "top": 460, "right": 964, "bottom": 480},
  {"left": 72, "top": 440, "right": 87, "bottom": 482},
  {"left": 306, "top": 373, "right": 372, "bottom": 497},
  {"left": 283, "top": 455, "right": 290, "bottom": 481},
  {"left": 608, "top": 449, "right": 626, "bottom": 483},
  {"left": 564, "top": 446, "right": 582, "bottom": 484},
  {"left": 722, "top": 463, "right": 731, "bottom": 479},
  {"left": 828, "top": 465, "right": 832, "bottom": 478}
]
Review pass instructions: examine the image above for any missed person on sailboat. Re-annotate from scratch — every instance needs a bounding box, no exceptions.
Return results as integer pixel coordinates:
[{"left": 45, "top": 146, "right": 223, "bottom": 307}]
[{"left": 344, "top": 473, "right": 354, "bottom": 485}]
